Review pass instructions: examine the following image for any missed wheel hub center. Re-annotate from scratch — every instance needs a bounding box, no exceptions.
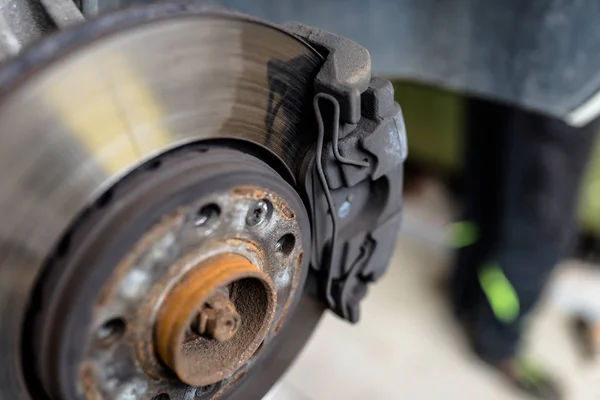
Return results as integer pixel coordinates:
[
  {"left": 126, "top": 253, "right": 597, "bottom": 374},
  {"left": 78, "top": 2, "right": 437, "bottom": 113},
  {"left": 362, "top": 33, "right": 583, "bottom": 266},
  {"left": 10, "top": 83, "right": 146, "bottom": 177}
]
[
  {"left": 27, "top": 148, "right": 309, "bottom": 399},
  {"left": 155, "top": 253, "right": 277, "bottom": 387}
]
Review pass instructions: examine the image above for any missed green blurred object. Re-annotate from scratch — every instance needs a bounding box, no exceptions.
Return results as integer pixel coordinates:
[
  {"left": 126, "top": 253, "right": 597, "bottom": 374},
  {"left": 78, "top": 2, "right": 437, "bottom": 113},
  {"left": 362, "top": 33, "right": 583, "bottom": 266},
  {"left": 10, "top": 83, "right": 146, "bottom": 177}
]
[
  {"left": 449, "top": 221, "right": 479, "bottom": 248},
  {"left": 578, "top": 139, "right": 600, "bottom": 235},
  {"left": 393, "top": 81, "right": 465, "bottom": 173},
  {"left": 393, "top": 80, "right": 600, "bottom": 236},
  {"left": 478, "top": 261, "right": 521, "bottom": 324}
]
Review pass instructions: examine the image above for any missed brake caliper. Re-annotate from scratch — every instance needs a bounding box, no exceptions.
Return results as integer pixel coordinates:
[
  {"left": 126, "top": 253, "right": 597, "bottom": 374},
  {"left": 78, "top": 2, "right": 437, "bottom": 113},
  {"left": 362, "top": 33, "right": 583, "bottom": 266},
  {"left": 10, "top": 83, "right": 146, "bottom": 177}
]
[{"left": 273, "top": 23, "right": 407, "bottom": 322}]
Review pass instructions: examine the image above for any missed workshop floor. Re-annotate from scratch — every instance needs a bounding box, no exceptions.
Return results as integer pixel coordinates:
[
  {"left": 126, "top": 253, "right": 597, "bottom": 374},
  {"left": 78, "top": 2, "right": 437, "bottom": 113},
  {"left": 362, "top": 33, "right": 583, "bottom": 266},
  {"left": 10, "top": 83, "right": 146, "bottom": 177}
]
[{"left": 266, "top": 179, "right": 600, "bottom": 400}]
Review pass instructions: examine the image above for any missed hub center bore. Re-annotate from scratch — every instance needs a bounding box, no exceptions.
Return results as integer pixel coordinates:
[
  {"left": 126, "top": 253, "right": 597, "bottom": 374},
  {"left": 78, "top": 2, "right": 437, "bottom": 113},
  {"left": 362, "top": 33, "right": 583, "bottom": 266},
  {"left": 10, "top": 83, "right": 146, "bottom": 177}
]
[{"left": 155, "top": 253, "right": 277, "bottom": 387}]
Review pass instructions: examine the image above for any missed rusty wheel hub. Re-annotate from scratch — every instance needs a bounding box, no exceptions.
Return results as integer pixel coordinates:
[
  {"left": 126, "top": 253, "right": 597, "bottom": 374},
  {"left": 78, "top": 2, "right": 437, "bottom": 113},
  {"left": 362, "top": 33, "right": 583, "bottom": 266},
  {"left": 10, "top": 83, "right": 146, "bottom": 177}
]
[
  {"left": 156, "top": 253, "right": 277, "bottom": 387},
  {"left": 26, "top": 148, "right": 310, "bottom": 400}
]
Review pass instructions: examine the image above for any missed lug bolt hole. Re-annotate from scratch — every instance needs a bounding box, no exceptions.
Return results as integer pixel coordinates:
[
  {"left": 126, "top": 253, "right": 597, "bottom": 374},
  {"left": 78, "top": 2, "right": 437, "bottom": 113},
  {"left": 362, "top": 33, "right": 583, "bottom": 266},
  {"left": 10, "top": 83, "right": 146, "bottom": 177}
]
[
  {"left": 152, "top": 394, "right": 170, "bottom": 400},
  {"left": 276, "top": 234, "right": 296, "bottom": 256},
  {"left": 246, "top": 199, "right": 272, "bottom": 226},
  {"left": 195, "top": 203, "right": 221, "bottom": 228},
  {"left": 96, "top": 317, "right": 126, "bottom": 345}
]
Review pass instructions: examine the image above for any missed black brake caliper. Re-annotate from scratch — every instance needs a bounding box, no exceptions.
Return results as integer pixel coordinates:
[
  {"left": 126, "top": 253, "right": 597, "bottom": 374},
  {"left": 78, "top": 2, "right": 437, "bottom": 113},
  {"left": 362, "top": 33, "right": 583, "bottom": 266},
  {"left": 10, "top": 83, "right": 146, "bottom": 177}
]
[{"left": 287, "top": 23, "right": 407, "bottom": 322}]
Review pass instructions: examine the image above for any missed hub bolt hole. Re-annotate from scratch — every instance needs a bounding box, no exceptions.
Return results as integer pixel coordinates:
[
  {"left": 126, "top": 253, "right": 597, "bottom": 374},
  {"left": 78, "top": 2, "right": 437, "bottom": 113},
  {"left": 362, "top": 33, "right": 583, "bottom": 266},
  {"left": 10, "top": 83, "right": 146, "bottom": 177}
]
[
  {"left": 152, "top": 394, "right": 170, "bottom": 400},
  {"left": 276, "top": 234, "right": 296, "bottom": 256},
  {"left": 246, "top": 199, "right": 272, "bottom": 226},
  {"left": 96, "top": 317, "right": 126, "bottom": 345},
  {"left": 195, "top": 203, "right": 221, "bottom": 228}
]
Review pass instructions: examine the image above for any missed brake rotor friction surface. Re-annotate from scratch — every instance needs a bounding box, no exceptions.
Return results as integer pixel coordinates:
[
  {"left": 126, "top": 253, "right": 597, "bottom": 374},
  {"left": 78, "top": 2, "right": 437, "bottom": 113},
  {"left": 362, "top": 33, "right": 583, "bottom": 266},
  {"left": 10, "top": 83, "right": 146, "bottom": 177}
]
[{"left": 0, "top": 5, "right": 322, "bottom": 399}]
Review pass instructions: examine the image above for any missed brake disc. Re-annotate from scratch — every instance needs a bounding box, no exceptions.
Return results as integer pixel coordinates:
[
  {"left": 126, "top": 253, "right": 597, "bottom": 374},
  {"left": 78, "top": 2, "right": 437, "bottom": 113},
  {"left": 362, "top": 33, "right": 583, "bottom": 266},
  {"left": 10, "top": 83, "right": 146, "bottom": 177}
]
[{"left": 0, "top": 3, "right": 406, "bottom": 399}]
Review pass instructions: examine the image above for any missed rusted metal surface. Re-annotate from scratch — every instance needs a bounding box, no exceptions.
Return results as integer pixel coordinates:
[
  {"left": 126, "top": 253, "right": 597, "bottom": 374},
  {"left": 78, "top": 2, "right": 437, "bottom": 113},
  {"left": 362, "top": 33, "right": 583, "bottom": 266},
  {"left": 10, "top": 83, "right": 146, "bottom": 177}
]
[
  {"left": 78, "top": 185, "right": 304, "bottom": 399},
  {"left": 193, "top": 290, "right": 241, "bottom": 342},
  {"left": 228, "top": 186, "right": 306, "bottom": 334},
  {"left": 155, "top": 254, "right": 276, "bottom": 387},
  {"left": 79, "top": 361, "right": 102, "bottom": 400},
  {"left": 232, "top": 186, "right": 296, "bottom": 221}
]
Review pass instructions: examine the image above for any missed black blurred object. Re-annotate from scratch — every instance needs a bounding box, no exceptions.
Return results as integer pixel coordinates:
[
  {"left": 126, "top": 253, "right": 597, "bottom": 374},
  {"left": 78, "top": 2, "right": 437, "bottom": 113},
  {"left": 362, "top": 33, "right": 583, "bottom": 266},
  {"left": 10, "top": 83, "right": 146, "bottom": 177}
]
[{"left": 452, "top": 97, "right": 599, "bottom": 398}]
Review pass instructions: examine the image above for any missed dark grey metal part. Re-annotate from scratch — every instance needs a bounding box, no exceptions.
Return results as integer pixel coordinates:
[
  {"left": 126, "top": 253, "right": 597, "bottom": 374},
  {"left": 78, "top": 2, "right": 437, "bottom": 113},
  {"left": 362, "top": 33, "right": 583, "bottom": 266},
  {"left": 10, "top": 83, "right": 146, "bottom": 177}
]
[
  {"left": 284, "top": 22, "right": 371, "bottom": 125},
  {"left": 304, "top": 164, "right": 403, "bottom": 322},
  {"left": 0, "top": 0, "right": 53, "bottom": 60},
  {"left": 289, "top": 28, "right": 405, "bottom": 322},
  {"left": 0, "top": 0, "right": 84, "bottom": 63},
  {"left": 39, "top": 0, "right": 85, "bottom": 28},
  {"left": 322, "top": 77, "right": 408, "bottom": 190}
]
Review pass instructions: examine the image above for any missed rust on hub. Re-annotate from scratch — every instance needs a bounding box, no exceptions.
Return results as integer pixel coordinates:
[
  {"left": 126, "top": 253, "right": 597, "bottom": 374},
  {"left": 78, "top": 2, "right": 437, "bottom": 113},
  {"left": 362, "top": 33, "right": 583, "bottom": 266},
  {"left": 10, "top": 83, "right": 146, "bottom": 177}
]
[
  {"left": 193, "top": 289, "right": 241, "bottom": 342},
  {"left": 155, "top": 253, "right": 276, "bottom": 387}
]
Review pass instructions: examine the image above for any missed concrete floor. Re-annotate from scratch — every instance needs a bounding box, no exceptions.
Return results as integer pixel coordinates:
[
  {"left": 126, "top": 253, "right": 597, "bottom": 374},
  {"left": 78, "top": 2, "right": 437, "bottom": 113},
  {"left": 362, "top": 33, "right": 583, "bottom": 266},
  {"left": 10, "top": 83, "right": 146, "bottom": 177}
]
[{"left": 266, "top": 181, "right": 600, "bottom": 400}]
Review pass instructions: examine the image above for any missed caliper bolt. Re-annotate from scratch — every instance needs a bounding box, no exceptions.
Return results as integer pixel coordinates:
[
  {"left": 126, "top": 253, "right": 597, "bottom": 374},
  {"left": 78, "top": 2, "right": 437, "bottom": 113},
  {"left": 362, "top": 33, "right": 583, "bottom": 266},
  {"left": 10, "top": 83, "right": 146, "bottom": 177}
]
[
  {"left": 337, "top": 200, "right": 352, "bottom": 219},
  {"left": 193, "top": 290, "right": 241, "bottom": 342},
  {"left": 246, "top": 199, "right": 270, "bottom": 226}
]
